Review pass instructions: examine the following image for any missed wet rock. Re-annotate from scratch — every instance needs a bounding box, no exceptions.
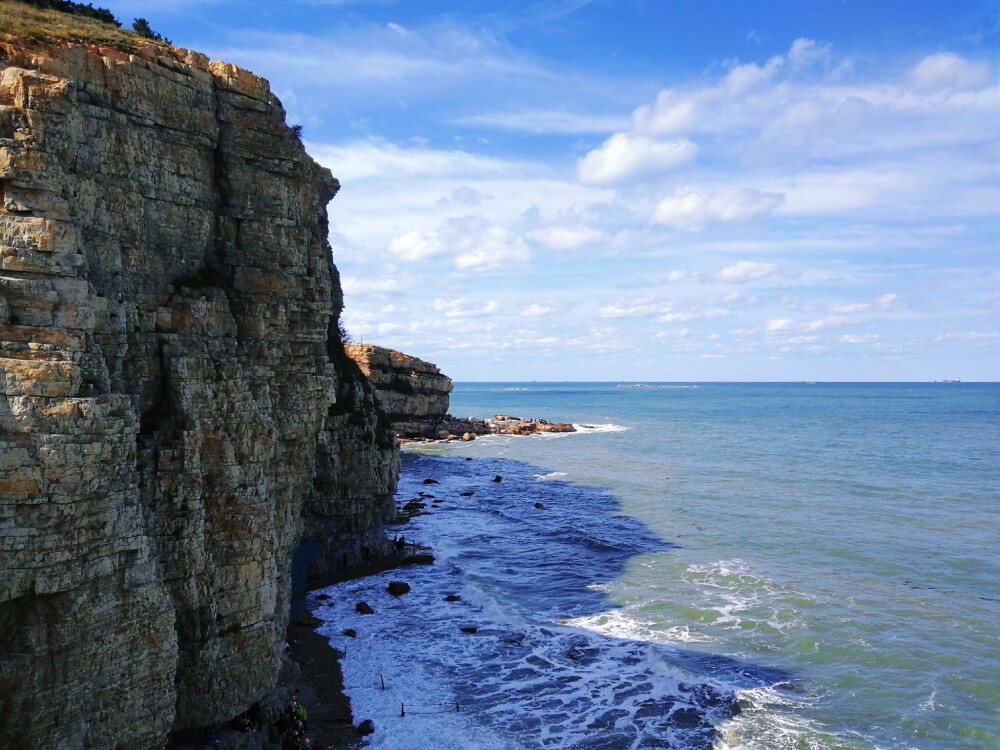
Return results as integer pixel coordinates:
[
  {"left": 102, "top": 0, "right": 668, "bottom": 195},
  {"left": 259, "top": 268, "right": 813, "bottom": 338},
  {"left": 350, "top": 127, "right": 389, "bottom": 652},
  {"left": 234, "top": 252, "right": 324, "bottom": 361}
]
[
  {"left": 423, "top": 478, "right": 439, "bottom": 484},
  {"left": 534, "top": 502, "right": 547, "bottom": 509},
  {"left": 386, "top": 581, "right": 410, "bottom": 596},
  {"left": 493, "top": 475, "right": 503, "bottom": 482},
  {"left": 460, "top": 626, "right": 478, "bottom": 634},
  {"left": 444, "top": 594, "right": 462, "bottom": 602},
  {"left": 343, "top": 629, "right": 357, "bottom": 638},
  {"left": 355, "top": 602, "right": 375, "bottom": 615},
  {"left": 315, "top": 594, "right": 331, "bottom": 601},
  {"left": 669, "top": 707, "right": 703, "bottom": 729},
  {"left": 357, "top": 719, "right": 375, "bottom": 736},
  {"left": 460, "top": 491, "right": 475, "bottom": 496}
]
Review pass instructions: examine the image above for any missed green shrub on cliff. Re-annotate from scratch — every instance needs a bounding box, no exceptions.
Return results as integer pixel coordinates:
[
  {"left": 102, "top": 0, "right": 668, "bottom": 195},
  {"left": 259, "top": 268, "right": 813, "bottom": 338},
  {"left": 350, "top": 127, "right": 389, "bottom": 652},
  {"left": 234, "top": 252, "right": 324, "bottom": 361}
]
[{"left": 131, "top": 17, "right": 170, "bottom": 45}]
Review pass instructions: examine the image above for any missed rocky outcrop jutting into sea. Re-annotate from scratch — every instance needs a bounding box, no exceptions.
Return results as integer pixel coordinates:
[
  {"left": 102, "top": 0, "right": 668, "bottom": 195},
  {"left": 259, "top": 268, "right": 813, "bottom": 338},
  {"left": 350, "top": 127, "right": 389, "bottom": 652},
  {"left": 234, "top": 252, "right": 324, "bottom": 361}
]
[
  {"left": 345, "top": 343, "right": 575, "bottom": 440},
  {"left": 0, "top": 24, "right": 397, "bottom": 749}
]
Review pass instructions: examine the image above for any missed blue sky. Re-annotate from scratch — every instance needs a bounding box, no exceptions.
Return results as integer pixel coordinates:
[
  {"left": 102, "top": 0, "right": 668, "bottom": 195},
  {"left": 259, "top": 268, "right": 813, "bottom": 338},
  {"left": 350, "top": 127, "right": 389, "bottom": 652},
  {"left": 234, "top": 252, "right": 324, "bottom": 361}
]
[{"left": 102, "top": 0, "right": 997, "bottom": 381}]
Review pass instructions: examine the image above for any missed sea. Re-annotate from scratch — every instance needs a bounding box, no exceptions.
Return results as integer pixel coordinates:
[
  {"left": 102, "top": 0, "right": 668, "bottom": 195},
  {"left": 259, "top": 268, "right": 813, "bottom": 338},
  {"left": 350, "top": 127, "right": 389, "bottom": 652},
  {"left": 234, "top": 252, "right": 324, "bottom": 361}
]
[{"left": 311, "top": 382, "right": 1000, "bottom": 750}]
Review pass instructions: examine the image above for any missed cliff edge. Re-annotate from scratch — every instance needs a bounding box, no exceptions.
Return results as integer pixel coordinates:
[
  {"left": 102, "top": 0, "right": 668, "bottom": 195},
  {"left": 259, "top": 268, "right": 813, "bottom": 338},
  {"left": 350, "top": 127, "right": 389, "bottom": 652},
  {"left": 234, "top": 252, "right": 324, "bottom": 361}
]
[{"left": 0, "top": 8, "right": 397, "bottom": 748}]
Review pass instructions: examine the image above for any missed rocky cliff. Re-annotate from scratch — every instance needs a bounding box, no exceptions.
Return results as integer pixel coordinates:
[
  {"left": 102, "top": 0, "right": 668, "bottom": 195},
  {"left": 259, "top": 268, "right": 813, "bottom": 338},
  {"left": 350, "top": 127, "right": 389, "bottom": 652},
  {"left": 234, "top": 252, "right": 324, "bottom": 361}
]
[
  {"left": 345, "top": 343, "right": 575, "bottom": 440},
  {"left": 0, "top": 15, "right": 397, "bottom": 749},
  {"left": 344, "top": 343, "right": 453, "bottom": 439}
]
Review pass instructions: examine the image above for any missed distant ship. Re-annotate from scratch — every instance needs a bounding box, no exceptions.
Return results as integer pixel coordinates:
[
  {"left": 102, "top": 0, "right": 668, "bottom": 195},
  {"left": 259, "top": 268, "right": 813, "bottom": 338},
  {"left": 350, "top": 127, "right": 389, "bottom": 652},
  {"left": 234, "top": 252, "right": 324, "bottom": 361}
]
[{"left": 938, "top": 379, "right": 961, "bottom": 383}]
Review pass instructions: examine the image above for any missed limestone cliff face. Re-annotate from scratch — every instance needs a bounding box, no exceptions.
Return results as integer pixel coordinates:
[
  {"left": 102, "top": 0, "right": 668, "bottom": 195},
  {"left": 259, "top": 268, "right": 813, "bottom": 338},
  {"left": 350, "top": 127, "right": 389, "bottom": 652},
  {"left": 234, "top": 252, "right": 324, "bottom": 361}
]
[
  {"left": 0, "top": 33, "right": 397, "bottom": 748},
  {"left": 345, "top": 343, "right": 453, "bottom": 439}
]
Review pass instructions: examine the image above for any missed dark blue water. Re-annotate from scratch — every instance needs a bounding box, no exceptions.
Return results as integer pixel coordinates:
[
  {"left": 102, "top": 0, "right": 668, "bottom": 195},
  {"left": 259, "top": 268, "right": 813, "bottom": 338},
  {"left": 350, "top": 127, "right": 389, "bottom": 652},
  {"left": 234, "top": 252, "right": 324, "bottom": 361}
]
[{"left": 316, "top": 383, "right": 1000, "bottom": 749}]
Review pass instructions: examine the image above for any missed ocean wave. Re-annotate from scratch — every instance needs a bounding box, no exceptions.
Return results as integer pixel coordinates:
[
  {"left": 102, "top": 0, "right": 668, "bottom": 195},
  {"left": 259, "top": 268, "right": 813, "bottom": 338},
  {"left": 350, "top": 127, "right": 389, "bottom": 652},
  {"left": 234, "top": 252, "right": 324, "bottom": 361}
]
[{"left": 573, "top": 422, "right": 631, "bottom": 433}]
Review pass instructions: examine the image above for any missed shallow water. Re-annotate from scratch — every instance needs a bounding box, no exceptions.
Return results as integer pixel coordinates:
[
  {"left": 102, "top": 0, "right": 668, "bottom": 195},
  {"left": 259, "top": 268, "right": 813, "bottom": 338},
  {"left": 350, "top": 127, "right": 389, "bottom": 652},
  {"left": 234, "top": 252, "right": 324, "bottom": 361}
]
[{"left": 314, "top": 383, "right": 1000, "bottom": 749}]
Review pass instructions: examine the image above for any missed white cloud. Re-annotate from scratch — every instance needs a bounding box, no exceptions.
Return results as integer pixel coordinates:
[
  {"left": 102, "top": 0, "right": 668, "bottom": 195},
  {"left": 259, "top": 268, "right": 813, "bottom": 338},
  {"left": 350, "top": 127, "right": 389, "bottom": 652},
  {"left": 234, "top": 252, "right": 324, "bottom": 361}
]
[
  {"left": 652, "top": 188, "right": 784, "bottom": 231},
  {"left": 520, "top": 303, "right": 556, "bottom": 318},
  {"left": 766, "top": 315, "right": 856, "bottom": 334},
  {"left": 933, "top": 331, "right": 1000, "bottom": 342},
  {"left": 576, "top": 133, "right": 697, "bottom": 185},
  {"left": 528, "top": 226, "right": 609, "bottom": 250},
  {"left": 311, "top": 139, "right": 515, "bottom": 181},
  {"left": 716, "top": 261, "right": 780, "bottom": 283},
  {"left": 387, "top": 215, "right": 529, "bottom": 270},
  {"left": 658, "top": 308, "right": 731, "bottom": 324},
  {"left": 598, "top": 298, "right": 669, "bottom": 319},
  {"left": 388, "top": 229, "right": 445, "bottom": 261},
  {"left": 787, "top": 38, "right": 831, "bottom": 69},
  {"left": 910, "top": 53, "right": 991, "bottom": 91},
  {"left": 431, "top": 298, "right": 500, "bottom": 318},
  {"left": 454, "top": 225, "right": 529, "bottom": 270},
  {"left": 664, "top": 270, "right": 693, "bottom": 283},
  {"left": 840, "top": 334, "right": 881, "bottom": 344}
]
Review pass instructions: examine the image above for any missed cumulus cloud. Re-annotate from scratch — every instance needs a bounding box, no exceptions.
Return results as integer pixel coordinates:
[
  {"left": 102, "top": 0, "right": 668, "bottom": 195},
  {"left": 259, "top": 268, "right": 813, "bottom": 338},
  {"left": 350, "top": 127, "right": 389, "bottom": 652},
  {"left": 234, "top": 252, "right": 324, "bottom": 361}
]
[
  {"left": 652, "top": 188, "right": 784, "bottom": 231},
  {"left": 910, "top": 52, "right": 991, "bottom": 90},
  {"left": 388, "top": 229, "right": 446, "bottom": 261},
  {"left": 787, "top": 38, "right": 832, "bottom": 69},
  {"left": 387, "top": 215, "right": 529, "bottom": 270},
  {"left": 576, "top": 133, "right": 696, "bottom": 185}
]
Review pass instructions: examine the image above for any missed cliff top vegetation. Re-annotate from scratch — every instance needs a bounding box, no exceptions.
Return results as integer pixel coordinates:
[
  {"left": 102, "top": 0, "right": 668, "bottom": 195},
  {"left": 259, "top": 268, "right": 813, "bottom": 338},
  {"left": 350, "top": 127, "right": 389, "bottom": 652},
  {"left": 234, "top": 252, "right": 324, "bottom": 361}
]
[{"left": 0, "top": 0, "right": 170, "bottom": 51}]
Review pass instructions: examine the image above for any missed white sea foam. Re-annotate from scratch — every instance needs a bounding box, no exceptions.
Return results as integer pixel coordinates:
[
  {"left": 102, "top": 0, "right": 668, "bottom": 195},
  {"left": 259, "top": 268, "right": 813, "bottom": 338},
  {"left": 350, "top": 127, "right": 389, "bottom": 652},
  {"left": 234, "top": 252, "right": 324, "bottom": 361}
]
[
  {"left": 573, "top": 422, "right": 631, "bottom": 433},
  {"left": 534, "top": 471, "right": 568, "bottom": 481}
]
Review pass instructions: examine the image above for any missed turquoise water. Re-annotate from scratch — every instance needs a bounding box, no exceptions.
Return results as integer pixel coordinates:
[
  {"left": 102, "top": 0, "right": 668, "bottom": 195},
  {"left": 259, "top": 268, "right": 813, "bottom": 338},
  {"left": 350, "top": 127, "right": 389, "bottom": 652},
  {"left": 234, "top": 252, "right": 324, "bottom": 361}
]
[{"left": 320, "top": 382, "right": 999, "bottom": 749}]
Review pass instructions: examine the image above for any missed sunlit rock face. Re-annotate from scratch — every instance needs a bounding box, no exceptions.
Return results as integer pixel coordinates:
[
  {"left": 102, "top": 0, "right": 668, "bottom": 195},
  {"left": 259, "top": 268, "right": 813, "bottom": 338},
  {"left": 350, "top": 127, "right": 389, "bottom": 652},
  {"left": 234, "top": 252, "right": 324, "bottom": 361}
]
[
  {"left": 344, "top": 343, "right": 454, "bottom": 438},
  {"left": 0, "top": 34, "right": 396, "bottom": 748}
]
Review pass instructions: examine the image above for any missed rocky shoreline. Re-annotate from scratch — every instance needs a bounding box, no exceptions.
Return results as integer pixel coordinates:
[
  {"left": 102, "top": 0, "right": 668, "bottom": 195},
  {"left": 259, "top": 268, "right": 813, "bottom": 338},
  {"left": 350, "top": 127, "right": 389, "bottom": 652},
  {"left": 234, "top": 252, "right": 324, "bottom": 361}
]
[
  {"left": 165, "top": 545, "right": 435, "bottom": 750},
  {"left": 400, "top": 413, "right": 577, "bottom": 444}
]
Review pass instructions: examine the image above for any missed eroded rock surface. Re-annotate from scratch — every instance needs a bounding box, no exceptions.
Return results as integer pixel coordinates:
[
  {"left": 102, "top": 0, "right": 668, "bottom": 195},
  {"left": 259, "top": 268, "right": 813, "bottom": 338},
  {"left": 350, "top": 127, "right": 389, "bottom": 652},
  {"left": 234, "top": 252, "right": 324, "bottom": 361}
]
[
  {"left": 345, "top": 343, "right": 453, "bottom": 438},
  {"left": 0, "top": 35, "right": 396, "bottom": 748}
]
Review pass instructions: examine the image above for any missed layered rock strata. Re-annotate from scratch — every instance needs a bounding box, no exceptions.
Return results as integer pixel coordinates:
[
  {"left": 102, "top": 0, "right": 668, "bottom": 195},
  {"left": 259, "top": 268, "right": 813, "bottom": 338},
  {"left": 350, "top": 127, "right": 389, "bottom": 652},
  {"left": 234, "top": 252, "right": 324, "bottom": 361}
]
[
  {"left": 344, "top": 343, "right": 575, "bottom": 440},
  {"left": 0, "top": 29, "right": 396, "bottom": 749},
  {"left": 344, "top": 343, "right": 453, "bottom": 439}
]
